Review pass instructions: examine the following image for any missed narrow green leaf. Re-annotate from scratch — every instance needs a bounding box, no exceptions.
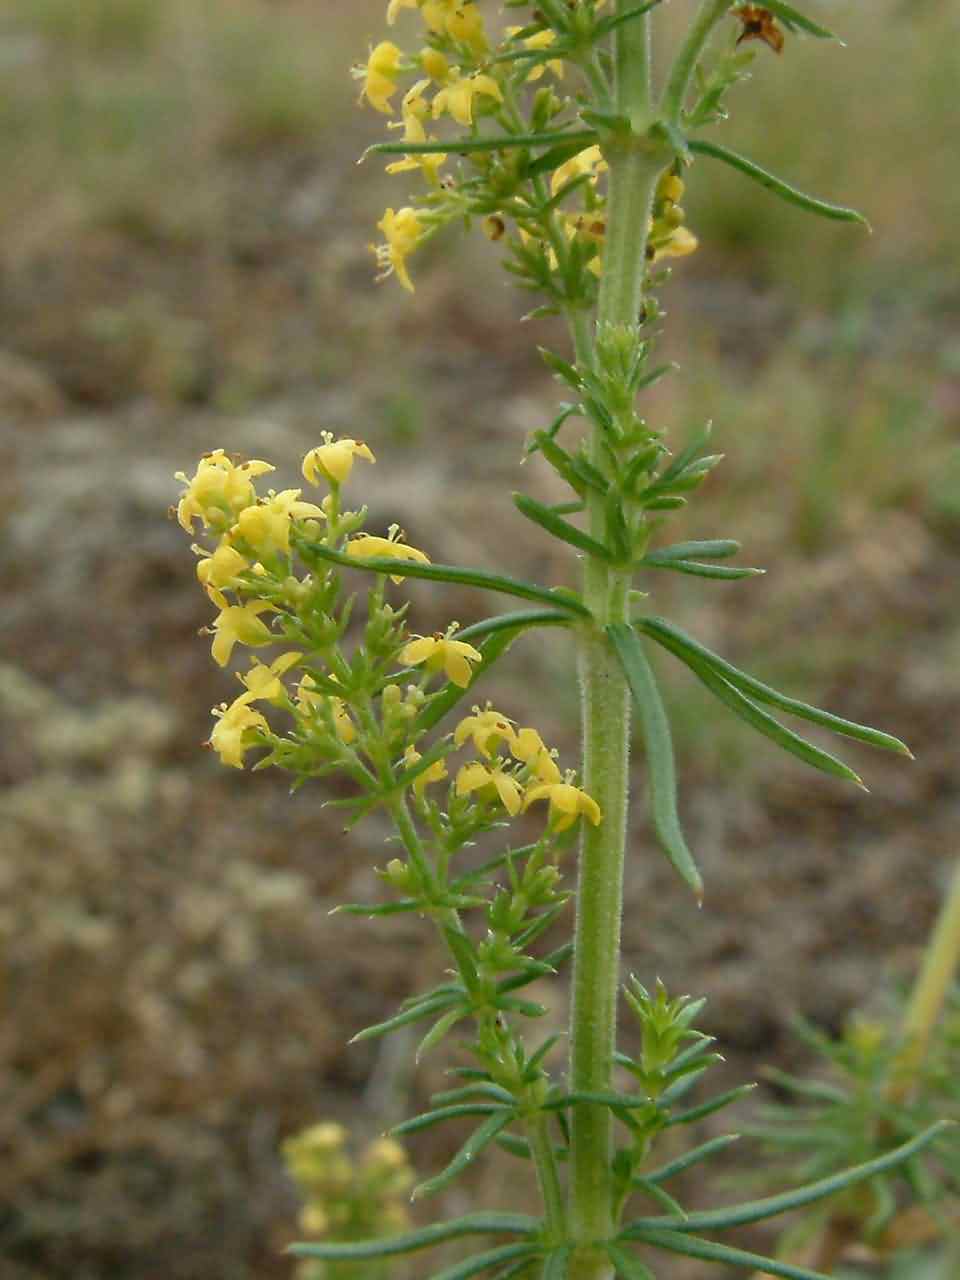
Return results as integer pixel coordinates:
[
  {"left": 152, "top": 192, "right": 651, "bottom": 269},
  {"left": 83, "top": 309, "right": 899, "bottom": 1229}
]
[
  {"left": 443, "top": 925, "right": 480, "bottom": 988},
  {"left": 624, "top": 1121, "right": 951, "bottom": 1236},
  {"left": 637, "top": 616, "right": 912, "bottom": 757},
  {"left": 525, "top": 1033, "right": 564, "bottom": 1075},
  {"left": 687, "top": 659, "right": 866, "bottom": 786},
  {"left": 631, "top": 1176, "right": 687, "bottom": 1218},
  {"left": 333, "top": 898, "right": 421, "bottom": 917},
  {"left": 350, "top": 995, "right": 459, "bottom": 1044},
  {"left": 456, "top": 610, "right": 575, "bottom": 645},
  {"left": 653, "top": 423, "right": 712, "bottom": 487},
  {"left": 413, "top": 1111, "right": 515, "bottom": 1199},
  {"left": 429, "top": 1244, "right": 540, "bottom": 1280},
  {"left": 761, "top": 1066, "right": 850, "bottom": 1105},
  {"left": 659, "top": 1065, "right": 710, "bottom": 1105},
  {"left": 641, "top": 558, "right": 764, "bottom": 580},
  {"left": 643, "top": 495, "right": 686, "bottom": 511},
  {"left": 625, "top": 1228, "right": 830, "bottom": 1279},
  {"left": 514, "top": 492, "right": 616, "bottom": 561},
  {"left": 495, "top": 1132, "right": 533, "bottom": 1159},
  {"left": 605, "top": 492, "right": 633, "bottom": 562},
  {"left": 539, "top": 347, "right": 583, "bottom": 388},
  {"left": 392, "top": 1103, "right": 509, "bottom": 1137},
  {"left": 491, "top": 1259, "right": 540, "bottom": 1280},
  {"left": 288, "top": 1213, "right": 538, "bottom": 1260},
  {"left": 605, "top": 1244, "right": 656, "bottom": 1280},
  {"left": 593, "top": 0, "right": 663, "bottom": 39},
  {"left": 525, "top": 403, "right": 580, "bottom": 452},
  {"left": 643, "top": 1134, "right": 740, "bottom": 1184},
  {"left": 645, "top": 539, "right": 741, "bottom": 561},
  {"left": 365, "top": 128, "right": 597, "bottom": 159},
  {"left": 417, "top": 1008, "right": 468, "bottom": 1062},
  {"left": 541, "top": 1090, "right": 646, "bottom": 1112},
  {"left": 762, "top": 0, "right": 841, "bottom": 40},
  {"left": 541, "top": 1246, "right": 571, "bottom": 1280},
  {"left": 607, "top": 624, "right": 704, "bottom": 902},
  {"left": 690, "top": 140, "right": 869, "bottom": 227},
  {"left": 666, "top": 1083, "right": 756, "bottom": 1126},
  {"left": 432, "top": 1083, "right": 517, "bottom": 1107},
  {"left": 299, "top": 539, "right": 591, "bottom": 617}
]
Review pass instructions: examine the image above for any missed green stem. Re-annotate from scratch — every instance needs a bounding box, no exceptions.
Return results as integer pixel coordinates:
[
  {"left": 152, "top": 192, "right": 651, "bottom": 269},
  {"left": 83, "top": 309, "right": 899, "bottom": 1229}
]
[
  {"left": 889, "top": 857, "right": 960, "bottom": 1103},
  {"left": 567, "top": 6, "right": 665, "bottom": 1278},
  {"left": 389, "top": 795, "right": 567, "bottom": 1248},
  {"left": 528, "top": 1112, "right": 567, "bottom": 1244},
  {"left": 660, "top": 0, "right": 731, "bottom": 126}
]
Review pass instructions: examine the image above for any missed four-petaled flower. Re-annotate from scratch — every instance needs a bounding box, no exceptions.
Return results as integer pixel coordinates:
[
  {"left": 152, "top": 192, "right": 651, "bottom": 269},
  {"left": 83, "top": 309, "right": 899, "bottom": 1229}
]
[
  {"left": 208, "top": 599, "right": 275, "bottom": 667},
  {"left": 346, "top": 527, "right": 430, "bottom": 581},
  {"left": 238, "top": 651, "right": 303, "bottom": 707},
  {"left": 231, "top": 489, "right": 325, "bottom": 558},
  {"left": 403, "top": 745, "right": 448, "bottom": 795},
  {"left": 454, "top": 705, "right": 516, "bottom": 757},
  {"left": 512, "top": 727, "right": 562, "bottom": 783},
  {"left": 401, "top": 628, "right": 482, "bottom": 688},
  {"left": 303, "top": 435, "right": 376, "bottom": 487},
  {"left": 195, "top": 540, "right": 250, "bottom": 607},
  {"left": 432, "top": 71, "right": 502, "bottom": 127},
  {"left": 208, "top": 693, "right": 269, "bottom": 768},
  {"left": 456, "top": 761, "right": 523, "bottom": 816},
  {"left": 373, "top": 206, "right": 424, "bottom": 292},
  {"left": 175, "top": 449, "right": 274, "bottom": 533},
  {"left": 361, "top": 40, "right": 404, "bottom": 114},
  {"left": 523, "top": 780, "right": 602, "bottom": 831}
]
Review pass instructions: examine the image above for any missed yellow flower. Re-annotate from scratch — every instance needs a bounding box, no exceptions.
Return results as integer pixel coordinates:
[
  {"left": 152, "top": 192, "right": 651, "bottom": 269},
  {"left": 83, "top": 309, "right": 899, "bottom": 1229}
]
[
  {"left": 386, "top": 82, "right": 447, "bottom": 182},
  {"left": 456, "top": 761, "right": 523, "bottom": 816},
  {"left": 401, "top": 628, "right": 482, "bottom": 688},
  {"left": 372, "top": 206, "right": 424, "bottom": 292},
  {"left": 296, "top": 675, "right": 356, "bottom": 744},
  {"left": 195, "top": 540, "right": 250, "bottom": 607},
  {"left": 208, "top": 599, "right": 275, "bottom": 667},
  {"left": 238, "top": 651, "right": 302, "bottom": 706},
  {"left": 523, "top": 780, "right": 602, "bottom": 831},
  {"left": 454, "top": 705, "right": 516, "bottom": 757},
  {"left": 302, "top": 434, "right": 376, "bottom": 487},
  {"left": 208, "top": 693, "right": 269, "bottom": 768},
  {"left": 651, "top": 225, "right": 698, "bottom": 261},
  {"left": 386, "top": 0, "right": 418, "bottom": 21},
  {"left": 175, "top": 449, "right": 274, "bottom": 533},
  {"left": 403, "top": 745, "right": 448, "bottom": 795},
  {"left": 432, "top": 71, "right": 503, "bottom": 127},
  {"left": 446, "top": 2, "right": 488, "bottom": 55},
  {"left": 420, "top": 0, "right": 454, "bottom": 34},
  {"left": 361, "top": 40, "right": 404, "bottom": 114},
  {"left": 549, "top": 144, "right": 607, "bottom": 197},
  {"left": 511, "top": 727, "right": 562, "bottom": 783},
  {"left": 346, "top": 527, "right": 430, "bottom": 582},
  {"left": 505, "top": 26, "right": 563, "bottom": 81},
  {"left": 420, "top": 46, "right": 450, "bottom": 82},
  {"left": 231, "top": 489, "right": 325, "bottom": 558}
]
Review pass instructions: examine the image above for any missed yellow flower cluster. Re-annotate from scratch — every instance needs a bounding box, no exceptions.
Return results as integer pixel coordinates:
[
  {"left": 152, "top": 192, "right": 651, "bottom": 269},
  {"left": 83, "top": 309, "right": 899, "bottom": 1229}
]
[
  {"left": 358, "top": 0, "right": 555, "bottom": 292},
  {"left": 449, "top": 704, "right": 602, "bottom": 830},
  {"left": 283, "top": 1121, "right": 412, "bottom": 1262}
]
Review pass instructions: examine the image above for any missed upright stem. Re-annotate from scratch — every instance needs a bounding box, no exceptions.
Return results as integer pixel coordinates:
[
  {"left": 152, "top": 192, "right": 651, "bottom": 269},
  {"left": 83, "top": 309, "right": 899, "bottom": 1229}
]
[{"left": 566, "top": 5, "right": 664, "bottom": 1276}]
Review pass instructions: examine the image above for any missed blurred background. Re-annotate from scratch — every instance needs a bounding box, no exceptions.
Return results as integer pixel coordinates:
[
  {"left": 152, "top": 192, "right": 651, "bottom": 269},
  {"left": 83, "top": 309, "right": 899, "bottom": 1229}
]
[{"left": 1, "top": 1, "right": 958, "bottom": 1276}]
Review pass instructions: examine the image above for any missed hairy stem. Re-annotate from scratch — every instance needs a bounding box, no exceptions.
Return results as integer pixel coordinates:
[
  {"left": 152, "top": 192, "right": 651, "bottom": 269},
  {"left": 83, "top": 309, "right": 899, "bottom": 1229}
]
[{"left": 567, "top": 4, "right": 665, "bottom": 1276}]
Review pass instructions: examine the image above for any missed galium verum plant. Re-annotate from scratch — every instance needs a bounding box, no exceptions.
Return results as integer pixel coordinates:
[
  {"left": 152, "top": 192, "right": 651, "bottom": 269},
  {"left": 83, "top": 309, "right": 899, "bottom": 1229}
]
[{"left": 173, "top": 3, "right": 947, "bottom": 1278}]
